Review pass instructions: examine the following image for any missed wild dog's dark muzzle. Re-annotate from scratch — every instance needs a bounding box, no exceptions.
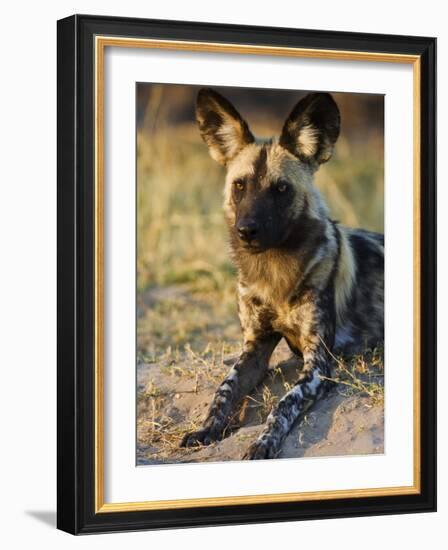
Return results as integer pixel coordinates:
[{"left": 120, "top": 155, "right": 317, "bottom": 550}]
[{"left": 237, "top": 220, "right": 259, "bottom": 243}]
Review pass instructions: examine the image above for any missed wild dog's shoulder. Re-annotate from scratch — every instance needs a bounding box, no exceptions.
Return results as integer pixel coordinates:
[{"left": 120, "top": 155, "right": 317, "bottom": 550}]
[
  {"left": 346, "top": 226, "right": 383, "bottom": 247},
  {"left": 330, "top": 225, "right": 383, "bottom": 327},
  {"left": 345, "top": 227, "right": 384, "bottom": 267},
  {"left": 336, "top": 226, "right": 384, "bottom": 347}
]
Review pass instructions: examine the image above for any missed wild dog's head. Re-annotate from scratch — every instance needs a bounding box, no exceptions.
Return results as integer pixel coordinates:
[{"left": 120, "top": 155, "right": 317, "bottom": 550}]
[{"left": 196, "top": 88, "right": 340, "bottom": 252}]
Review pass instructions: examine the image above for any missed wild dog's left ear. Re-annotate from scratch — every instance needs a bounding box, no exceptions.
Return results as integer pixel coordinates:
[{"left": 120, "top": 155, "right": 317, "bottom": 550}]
[
  {"left": 196, "top": 88, "right": 255, "bottom": 166},
  {"left": 279, "top": 93, "right": 340, "bottom": 164}
]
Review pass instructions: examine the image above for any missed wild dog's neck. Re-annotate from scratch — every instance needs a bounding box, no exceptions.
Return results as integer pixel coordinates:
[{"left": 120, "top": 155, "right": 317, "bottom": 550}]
[{"left": 231, "top": 215, "right": 334, "bottom": 303}]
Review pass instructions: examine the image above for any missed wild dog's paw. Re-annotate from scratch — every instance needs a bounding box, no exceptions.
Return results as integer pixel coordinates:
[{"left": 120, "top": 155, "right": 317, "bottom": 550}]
[
  {"left": 180, "top": 426, "right": 221, "bottom": 448},
  {"left": 243, "top": 436, "right": 277, "bottom": 460}
]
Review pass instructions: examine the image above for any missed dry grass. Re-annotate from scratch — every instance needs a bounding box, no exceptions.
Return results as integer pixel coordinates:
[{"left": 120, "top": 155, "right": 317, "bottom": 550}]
[
  {"left": 320, "top": 345, "right": 385, "bottom": 405},
  {"left": 137, "top": 341, "right": 235, "bottom": 460},
  {"left": 137, "top": 393, "right": 203, "bottom": 459}
]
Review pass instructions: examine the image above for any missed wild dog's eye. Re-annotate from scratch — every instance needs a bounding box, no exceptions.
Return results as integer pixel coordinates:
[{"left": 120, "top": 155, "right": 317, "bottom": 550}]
[
  {"left": 234, "top": 179, "right": 245, "bottom": 191},
  {"left": 275, "top": 179, "right": 289, "bottom": 193}
]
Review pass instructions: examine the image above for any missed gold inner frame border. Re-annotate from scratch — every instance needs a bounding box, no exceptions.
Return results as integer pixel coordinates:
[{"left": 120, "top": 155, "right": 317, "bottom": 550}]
[{"left": 94, "top": 36, "right": 421, "bottom": 513}]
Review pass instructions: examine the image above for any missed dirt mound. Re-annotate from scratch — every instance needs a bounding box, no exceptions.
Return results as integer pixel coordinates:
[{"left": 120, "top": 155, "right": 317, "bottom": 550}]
[{"left": 137, "top": 341, "right": 384, "bottom": 465}]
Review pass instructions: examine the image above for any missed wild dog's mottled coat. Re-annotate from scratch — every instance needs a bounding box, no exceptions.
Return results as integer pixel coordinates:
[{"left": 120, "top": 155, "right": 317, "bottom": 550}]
[{"left": 180, "top": 89, "right": 384, "bottom": 459}]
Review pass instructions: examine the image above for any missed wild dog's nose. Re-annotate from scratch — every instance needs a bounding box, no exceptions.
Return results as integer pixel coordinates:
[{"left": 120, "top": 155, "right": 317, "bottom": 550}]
[{"left": 237, "top": 221, "right": 259, "bottom": 242}]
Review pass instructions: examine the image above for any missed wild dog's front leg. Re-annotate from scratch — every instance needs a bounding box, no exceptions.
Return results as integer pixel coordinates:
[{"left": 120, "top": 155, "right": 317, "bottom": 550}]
[
  {"left": 243, "top": 289, "right": 336, "bottom": 460},
  {"left": 180, "top": 334, "right": 280, "bottom": 448},
  {"left": 243, "top": 344, "right": 332, "bottom": 459}
]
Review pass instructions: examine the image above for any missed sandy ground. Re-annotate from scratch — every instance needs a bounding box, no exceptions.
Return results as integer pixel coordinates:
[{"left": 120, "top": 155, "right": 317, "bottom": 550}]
[{"left": 137, "top": 340, "right": 384, "bottom": 465}]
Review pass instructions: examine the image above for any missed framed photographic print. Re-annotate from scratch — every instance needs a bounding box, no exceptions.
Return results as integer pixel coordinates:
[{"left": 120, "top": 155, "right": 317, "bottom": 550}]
[{"left": 57, "top": 14, "right": 436, "bottom": 534}]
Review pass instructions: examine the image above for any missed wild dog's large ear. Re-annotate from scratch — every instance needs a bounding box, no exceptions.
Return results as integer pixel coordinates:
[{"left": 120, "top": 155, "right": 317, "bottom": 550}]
[
  {"left": 196, "top": 88, "right": 255, "bottom": 166},
  {"left": 279, "top": 93, "right": 340, "bottom": 164}
]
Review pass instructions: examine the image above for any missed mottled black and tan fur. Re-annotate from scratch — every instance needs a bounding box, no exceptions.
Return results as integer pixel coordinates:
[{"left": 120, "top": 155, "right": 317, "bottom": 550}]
[{"left": 180, "top": 89, "right": 384, "bottom": 459}]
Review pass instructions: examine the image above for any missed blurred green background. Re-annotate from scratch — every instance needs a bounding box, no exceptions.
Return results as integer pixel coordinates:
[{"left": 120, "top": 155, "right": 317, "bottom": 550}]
[{"left": 136, "top": 84, "right": 384, "bottom": 359}]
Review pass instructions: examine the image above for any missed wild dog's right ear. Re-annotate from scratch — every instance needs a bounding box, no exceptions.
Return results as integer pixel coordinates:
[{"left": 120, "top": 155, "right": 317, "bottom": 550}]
[
  {"left": 279, "top": 92, "right": 340, "bottom": 164},
  {"left": 196, "top": 88, "right": 255, "bottom": 166}
]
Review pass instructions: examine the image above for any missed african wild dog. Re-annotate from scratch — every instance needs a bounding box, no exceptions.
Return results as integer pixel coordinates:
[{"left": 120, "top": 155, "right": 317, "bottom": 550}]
[{"left": 180, "top": 88, "right": 384, "bottom": 460}]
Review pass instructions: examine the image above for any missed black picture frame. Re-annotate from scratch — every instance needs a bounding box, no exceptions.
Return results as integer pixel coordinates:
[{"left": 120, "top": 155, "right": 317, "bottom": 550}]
[{"left": 57, "top": 14, "right": 436, "bottom": 534}]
